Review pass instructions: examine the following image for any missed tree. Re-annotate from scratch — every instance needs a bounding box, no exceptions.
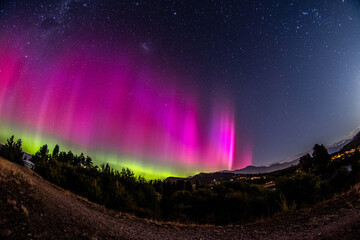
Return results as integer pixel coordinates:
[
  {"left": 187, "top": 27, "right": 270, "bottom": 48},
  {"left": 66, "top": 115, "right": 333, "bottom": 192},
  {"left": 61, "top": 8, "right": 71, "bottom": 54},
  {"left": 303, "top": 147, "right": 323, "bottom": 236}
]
[
  {"left": 78, "top": 153, "right": 86, "bottom": 166},
  {"left": 32, "top": 144, "right": 49, "bottom": 164},
  {"left": 85, "top": 156, "right": 93, "bottom": 168},
  {"left": 52, "top": 144, "right": 60, "bottom": 159},
  {"left": 299, "top": 153, "right": 313, "bottom": 173},
  {"left": 58, "top": 151, "right": 67, "bottom": 162},
  {"left": 101, "top": 163, "right": 111, "bottom": 174},
  {"left": 66, "top": 151, "right": 74, "bottom": 163},
  {"left": 312, "top": 144, "right": 330, "bottom": 174},
  {"left": 0, "top": 135, "right": 24, "bottom": 165}
]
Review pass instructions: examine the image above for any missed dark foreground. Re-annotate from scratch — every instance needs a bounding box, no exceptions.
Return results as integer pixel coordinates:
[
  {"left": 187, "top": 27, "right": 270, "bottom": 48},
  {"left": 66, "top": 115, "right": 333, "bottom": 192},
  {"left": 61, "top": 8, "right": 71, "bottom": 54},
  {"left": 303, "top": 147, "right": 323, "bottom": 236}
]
[{"left": 1, "top": 157, "right": 360, "bottom": 240}]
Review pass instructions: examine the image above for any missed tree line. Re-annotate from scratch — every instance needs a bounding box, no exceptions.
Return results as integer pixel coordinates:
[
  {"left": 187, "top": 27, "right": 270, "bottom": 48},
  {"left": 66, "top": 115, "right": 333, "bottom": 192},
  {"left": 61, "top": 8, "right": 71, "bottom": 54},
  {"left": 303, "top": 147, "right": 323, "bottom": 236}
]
[{"left": 1, "top": 135, "right": 360, "bottom": 225}]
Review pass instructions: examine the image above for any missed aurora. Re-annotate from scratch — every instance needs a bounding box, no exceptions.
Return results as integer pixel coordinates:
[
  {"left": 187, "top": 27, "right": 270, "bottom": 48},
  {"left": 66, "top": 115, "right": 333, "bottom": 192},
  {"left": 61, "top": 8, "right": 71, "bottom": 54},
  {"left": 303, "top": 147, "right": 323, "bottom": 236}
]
[{"left": 0, "top": 33, "right": 251, "bottom": 179}]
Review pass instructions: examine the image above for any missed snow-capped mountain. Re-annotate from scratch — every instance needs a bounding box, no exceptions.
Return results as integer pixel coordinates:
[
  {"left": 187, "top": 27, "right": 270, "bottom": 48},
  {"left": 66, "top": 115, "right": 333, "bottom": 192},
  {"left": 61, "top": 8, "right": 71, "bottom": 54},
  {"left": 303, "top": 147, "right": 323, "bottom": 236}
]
[{"left": 327, "top": 127, "right": 360, "bottom": 153}]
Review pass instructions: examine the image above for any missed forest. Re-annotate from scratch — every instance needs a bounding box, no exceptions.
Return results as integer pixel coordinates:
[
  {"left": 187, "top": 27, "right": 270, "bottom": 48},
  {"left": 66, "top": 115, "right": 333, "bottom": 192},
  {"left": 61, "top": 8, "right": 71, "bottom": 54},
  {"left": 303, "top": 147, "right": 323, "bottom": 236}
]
[{"left": 1, "top": 135, "right": 360, "bottom": 225}]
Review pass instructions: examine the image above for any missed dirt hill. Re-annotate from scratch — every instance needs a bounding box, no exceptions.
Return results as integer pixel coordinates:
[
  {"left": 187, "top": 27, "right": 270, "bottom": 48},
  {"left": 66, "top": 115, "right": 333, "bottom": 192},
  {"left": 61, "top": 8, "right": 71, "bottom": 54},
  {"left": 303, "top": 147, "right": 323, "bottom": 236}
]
[{"left": 1, "top": 157, "right": 360, "bottom": 240}]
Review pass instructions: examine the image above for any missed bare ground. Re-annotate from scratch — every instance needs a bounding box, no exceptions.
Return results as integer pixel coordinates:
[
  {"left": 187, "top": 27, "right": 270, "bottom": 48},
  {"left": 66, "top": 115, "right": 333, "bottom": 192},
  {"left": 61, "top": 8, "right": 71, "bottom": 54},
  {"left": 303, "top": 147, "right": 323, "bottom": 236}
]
[{"left": 1, "top": 157, "right": 360, "bottom": 240}]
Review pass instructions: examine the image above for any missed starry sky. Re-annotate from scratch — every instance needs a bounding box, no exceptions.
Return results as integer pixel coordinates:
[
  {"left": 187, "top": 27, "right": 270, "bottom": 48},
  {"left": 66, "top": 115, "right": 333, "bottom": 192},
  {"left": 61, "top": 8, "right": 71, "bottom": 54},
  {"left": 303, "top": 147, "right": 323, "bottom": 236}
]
[{"left": 1, "top": 0, "right": 360, "bottom": 178}]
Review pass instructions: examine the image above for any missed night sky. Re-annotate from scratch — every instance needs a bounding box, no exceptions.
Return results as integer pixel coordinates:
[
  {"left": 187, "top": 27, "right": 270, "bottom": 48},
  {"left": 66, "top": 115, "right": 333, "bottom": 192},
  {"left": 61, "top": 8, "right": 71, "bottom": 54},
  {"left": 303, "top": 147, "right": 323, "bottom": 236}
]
[{"left": 1, "top": 0, "right": 360, "bottom": 178}]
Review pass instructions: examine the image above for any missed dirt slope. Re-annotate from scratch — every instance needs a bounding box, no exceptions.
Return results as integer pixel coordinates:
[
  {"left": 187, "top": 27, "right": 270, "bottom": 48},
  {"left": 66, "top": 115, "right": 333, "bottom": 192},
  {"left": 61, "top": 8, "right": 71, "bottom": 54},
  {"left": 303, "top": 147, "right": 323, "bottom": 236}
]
[{"left": 1, "top": 157, "right": 360, "bottom": 240}]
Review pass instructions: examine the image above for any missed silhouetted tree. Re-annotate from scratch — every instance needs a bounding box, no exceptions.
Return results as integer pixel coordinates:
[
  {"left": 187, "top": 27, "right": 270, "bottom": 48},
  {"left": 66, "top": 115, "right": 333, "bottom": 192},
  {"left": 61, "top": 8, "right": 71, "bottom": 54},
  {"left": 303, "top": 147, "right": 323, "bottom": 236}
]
[
  {"left": 32, "top": 144, "right": 49, "bottom": 164},
  {"left": 71, "top": 152, "right": 85, "bottom": 166},
  {"left": 0, "top": 135, "right": 23, "bottom": 165},
  {"left": 101, "top": 163, "right": 111, "bottom": 173},
  {"left": 85, "top": 156, "right": 93, "bottom": 168},
  {"left": 79, "top": 153, "right": 86, "bottom": 166},
  {"left": 11, "top": 134, "right": 358, "bottom": 226},
  {"left": 66, "top": 151, "right": 74, "bottom": 164},
  {"left": 299, "top": 153, "right": 313, "bottom": 173},
  {"left": 312, "top": 144, "right": 330, "bottom": 174},
  {"left": 52, "top": 144, "right": 60, "bottom": 159},
  {"left": 58, "top": 151, "right": 67, "bottom": 162}
]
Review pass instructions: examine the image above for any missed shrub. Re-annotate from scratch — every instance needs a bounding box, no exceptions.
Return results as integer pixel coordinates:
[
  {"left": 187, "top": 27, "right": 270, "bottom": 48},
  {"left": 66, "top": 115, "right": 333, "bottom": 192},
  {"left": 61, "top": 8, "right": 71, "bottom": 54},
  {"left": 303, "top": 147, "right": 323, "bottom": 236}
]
[{"left": 276, "top": 173, "right": 319, "bottom": 208}]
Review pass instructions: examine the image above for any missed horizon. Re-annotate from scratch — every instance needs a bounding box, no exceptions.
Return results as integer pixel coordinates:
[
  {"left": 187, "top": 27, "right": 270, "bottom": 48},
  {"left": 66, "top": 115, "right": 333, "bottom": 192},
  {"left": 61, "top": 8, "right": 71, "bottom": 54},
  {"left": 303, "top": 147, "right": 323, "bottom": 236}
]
[{"left": 2, "top": 124, "right": 359, "bottom": 179}]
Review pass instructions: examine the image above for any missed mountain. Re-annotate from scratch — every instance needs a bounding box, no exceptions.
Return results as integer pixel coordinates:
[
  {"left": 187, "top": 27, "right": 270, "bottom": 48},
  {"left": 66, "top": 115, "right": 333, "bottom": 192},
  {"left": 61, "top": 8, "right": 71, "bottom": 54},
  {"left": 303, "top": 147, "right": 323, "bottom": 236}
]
[
  {"left": 167, "top": 126, "right": 360, "bottom": 179},
  {"left": 341, "top": 130, "right": 360, "bottom": 152},
  {"left": 233, "top": 126, "right": 360, "bottom": 174},
  {"left": 327, "top": 127, "right": 360, "bottom": 153},
  {"left": 232, "top": 160, "right": 298, "bottom": 174}
]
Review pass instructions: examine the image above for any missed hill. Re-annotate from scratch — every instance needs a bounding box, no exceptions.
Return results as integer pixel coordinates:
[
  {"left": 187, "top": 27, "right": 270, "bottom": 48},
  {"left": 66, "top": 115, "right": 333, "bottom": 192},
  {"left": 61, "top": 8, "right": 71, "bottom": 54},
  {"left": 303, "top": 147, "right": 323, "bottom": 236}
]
[{"left": 1, "top": 157, "right": 360, "bottom": 240}]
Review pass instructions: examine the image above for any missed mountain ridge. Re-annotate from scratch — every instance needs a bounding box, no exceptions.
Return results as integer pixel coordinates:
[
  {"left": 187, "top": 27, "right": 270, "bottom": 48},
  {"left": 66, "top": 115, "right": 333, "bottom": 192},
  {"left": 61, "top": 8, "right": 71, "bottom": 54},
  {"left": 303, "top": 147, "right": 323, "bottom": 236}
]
[
  {"left": 167, "top": 126, "right": 360, "bottom": 180},
  {"left": 229, "top": 126, "right": 360, "bottom": 174}
]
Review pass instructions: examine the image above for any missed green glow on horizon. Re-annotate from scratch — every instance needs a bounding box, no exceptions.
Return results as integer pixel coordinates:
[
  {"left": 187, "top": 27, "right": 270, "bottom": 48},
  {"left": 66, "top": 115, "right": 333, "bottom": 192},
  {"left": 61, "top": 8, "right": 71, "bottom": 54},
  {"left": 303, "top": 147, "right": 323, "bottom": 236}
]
[{"left": 0, "top": 122, "right": 197, "bottom": 179}]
